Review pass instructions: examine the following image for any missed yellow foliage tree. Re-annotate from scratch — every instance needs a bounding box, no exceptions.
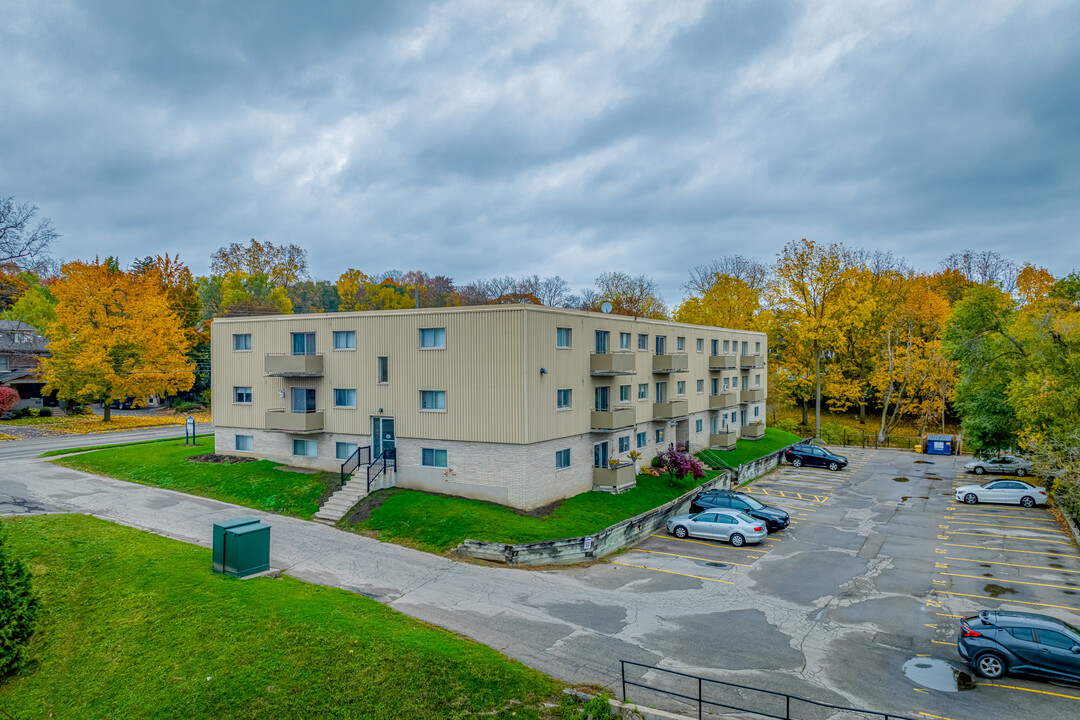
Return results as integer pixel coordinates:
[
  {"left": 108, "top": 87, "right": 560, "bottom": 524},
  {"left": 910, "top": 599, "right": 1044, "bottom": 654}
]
[
  {"left": 674, "top": 274, "right": 760, "bottom": 330},
  {"left": 1015, "top": 264, "right": 1055, "bottom": 305},
  {"left": 40, "top": 260, "right": 195, "bottom": 421}
]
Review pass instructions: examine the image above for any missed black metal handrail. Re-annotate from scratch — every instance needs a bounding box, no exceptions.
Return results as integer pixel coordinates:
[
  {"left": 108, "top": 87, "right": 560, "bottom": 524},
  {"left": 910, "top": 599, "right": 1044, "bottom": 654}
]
[
  {"left": 620, "top": 660, "right": 921, "bottom": 720},
  {"left": 339, "top": 445, "right": 371, "bottom": 488},
  {"left": 367, "top": 447, "right": 397, "bottom": 492}
]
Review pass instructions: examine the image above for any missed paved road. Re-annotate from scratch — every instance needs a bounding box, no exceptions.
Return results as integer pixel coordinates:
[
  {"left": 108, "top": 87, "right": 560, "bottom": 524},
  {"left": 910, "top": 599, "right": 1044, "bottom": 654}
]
[
  {"left": 2, "top": 438, "right": 1078, "bottom": 720},
  {"left": 0, "top": 423, "right": 214, "bottom": 461}
]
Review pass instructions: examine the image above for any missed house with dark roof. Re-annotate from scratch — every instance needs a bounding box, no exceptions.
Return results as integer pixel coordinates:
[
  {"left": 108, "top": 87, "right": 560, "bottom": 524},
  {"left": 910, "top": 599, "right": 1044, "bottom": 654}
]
[{"left": 0, "top": 320, "right": 52, "bottom": 410}]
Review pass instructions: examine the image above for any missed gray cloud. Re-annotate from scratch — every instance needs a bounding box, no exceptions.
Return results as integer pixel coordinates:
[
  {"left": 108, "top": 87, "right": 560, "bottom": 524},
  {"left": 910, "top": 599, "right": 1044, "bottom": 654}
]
[{"left": 1, "top": 0, "right": 1077, "bottom": 306}]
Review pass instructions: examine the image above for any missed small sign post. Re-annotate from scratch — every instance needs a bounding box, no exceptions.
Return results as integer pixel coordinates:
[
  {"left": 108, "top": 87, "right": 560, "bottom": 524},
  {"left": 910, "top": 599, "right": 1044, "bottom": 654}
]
[
  {"left": 583, "top": 536, "right": 594, "bottom": 558},
  {"left": 185, "top": 415, "right": 195, "bottom": 446}
]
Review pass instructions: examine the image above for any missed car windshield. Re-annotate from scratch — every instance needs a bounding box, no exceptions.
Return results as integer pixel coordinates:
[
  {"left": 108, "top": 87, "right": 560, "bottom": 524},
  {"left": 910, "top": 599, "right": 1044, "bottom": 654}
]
[{"left": 740, "top": 496, "right": 765, "bottom": 509}]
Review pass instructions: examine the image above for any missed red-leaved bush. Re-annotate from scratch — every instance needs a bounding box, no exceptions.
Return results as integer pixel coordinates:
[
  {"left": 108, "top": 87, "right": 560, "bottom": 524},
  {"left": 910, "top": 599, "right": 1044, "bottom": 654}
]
[
  {"left": 660, "top": 444, "right": 706, "bottom": 483},
  {"left": 0, "top": 386, "right": 19, "bottom": 415}
]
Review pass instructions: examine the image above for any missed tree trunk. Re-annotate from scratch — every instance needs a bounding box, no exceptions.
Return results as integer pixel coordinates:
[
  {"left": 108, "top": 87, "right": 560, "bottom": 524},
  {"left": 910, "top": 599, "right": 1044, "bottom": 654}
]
[
  {"left": 102, "top": 402, "right": 111, "bottom": 422},
  {"left": 814, "top": 343, "right": 822, "bottom": 439},
  {"left": 801, "top": 398, "right": 808, "bottom": 426}
]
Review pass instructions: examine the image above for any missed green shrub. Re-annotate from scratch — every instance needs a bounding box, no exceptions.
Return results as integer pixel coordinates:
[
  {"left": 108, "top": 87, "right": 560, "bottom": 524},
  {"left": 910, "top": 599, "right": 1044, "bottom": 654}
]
[
  {"left": 173, "top": 400, "right": 204, "bottom": 414},
  {"left": 37, "top": 408, "right": 52, "bottom": 417},
  {"left": 0, "top": 523, "right": 41, "bottom": 678},
  {"left": 651, "top": 455, "right": 664, "bottom": 468}
]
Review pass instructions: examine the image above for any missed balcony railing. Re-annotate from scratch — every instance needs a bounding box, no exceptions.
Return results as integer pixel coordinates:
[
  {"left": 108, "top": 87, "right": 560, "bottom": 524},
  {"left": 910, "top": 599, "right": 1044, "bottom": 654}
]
[
  {"left": 265, "top": 409, "right": 324, "bottom": 433},
  {"left": 709, "top": 392, "right": 739, "bottom": 410},
  {"left": 590, "top": 407, "right": 636, "bottom": 431},
  {"left": 739, "top": 388, "right": 766, "bottom": 403},
  {"left": 740, "top": 423, "right": 765, "bottom": 440},
  {"left": 652, "top": 400, "right": 688, "bottom": 420},
  {"left": 592, "top": 463, "right": 637, "bottom": 491},
  {"left": 590, "top": 352, "right": 636, "bottom": 375},
  {"left": 709, "top": 354, "right": 738, "bottom": 371},
  {"left": 739, "top": 354, "right": 765, "bottom": 369},
  {"left": 710, "top": 431, "right": 738, "bottom": 450},
  {"left": 652, "top": 354, "right": 689, "bottom": 373},
  {"left": 265, "top": 353, "right": 324, "bottom": 376}
]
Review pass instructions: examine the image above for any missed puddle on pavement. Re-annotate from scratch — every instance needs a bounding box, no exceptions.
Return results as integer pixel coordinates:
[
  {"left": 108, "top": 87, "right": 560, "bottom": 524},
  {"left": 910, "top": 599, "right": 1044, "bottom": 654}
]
[
  {"left": 902, "top": 657, "right": 974, "bottom": 692},
  {"left": 1049, "top": 563, "right": 1064, "bottom": 568},
  {"left": 893, "top": 477, "right": 910, "bottom": 483},
  {"left": 984, "top": 584, "right": 1018, "bottom": 597},
  {"left": 980, "top": 564, "right": 992, "bottom": 567},
  {"left": 914, "top": 460, "right": 934, "bottom": 464},
  {"left": 1064, "top": 591, "right": 1077, "bottom": 595},
  {"left": 703, "top": 562, "right": 728, "bottom": 568},
  {"left": 901, "top": 496, "right": 930, "bottom": 501},
  {"left": 983, "top": 573, "right": 994, "bottom": 577}
]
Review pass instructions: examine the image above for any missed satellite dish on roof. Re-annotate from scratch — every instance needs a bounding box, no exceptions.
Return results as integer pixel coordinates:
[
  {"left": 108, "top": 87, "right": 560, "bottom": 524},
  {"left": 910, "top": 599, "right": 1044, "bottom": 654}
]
[{"left": 600, "top": 301, "right": 613, "bottom": 314}]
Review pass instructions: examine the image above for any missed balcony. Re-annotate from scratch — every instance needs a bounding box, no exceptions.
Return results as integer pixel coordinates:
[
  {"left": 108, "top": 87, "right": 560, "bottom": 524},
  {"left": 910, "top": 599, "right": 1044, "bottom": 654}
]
[
  {"left": 740, "top": 424, "right": 765, "bottom": 440},
  {"left": 739, "top": 354, "right": 765, "bottom": 369},
  {"left": 709, "top": 392, "right": 739, "bottom": 410},
  {"left": 592, "top": 463, "right": 638, "bottom": 492},
  {"left": 652, "top": 400, "right": 688, "bottom": 420},
  {"left": 265, "top": 409, "right": 324, "bottom": 434},
  {"left": 265, "top": 353, "right": 324, "bottom": 377},
  {"left": 710, "top": 431, "right": 738, "bottom": 450},
  {"left": 652, "top": 354, "right": 689, "bottom": 373},
  {"left": 739, "top": 388, "right": 766, "bottom": 403},
  {"left": 590, "top": 407, "right": 636, "bottom": 431},
  {"left": 709, "top": 354, "right": 738, "bottom": 371},
  {"left": 590, "top": 352, "right": 636, "bottom": 375}
]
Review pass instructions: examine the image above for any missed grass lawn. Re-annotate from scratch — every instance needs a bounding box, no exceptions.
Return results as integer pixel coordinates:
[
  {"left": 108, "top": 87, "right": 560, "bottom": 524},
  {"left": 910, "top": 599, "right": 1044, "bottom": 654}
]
[
  {"left": 696, "top": 427, "right": 803, "bottom": 469},
  {"left": 40, "top": 434, "right": 213, "bottom": 458},
  {"left": 0, "top": 514, "right": 561, "bottom": 719},
  {"left": 0, "top": 410, "right": 213, "bottom": 435},
  {"left": 52, "top": 438, "right": 332, "bottom": 520}
]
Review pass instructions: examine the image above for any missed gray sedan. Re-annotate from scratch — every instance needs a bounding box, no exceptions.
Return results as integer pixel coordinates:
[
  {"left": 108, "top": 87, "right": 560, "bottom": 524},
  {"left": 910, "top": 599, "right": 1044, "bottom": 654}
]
[
  {"left": 954, "top": 480, "right": 1047, "bottom": 507},
  {"left": 963, "top": 455, "right": 1033, "bottom": 476},
  {"left": 666, "top": 510, "right": 768, "bottom": 547}
]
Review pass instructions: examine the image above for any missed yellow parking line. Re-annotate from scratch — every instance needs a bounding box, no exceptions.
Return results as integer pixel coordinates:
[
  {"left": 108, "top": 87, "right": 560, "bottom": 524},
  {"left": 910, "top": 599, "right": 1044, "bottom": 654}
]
[
  {"left": 918, "top": 712, "right": 960, "bottom": 720},
  {"left": 940, "top": 572, "right": 1080, "bottom": 591},
  {"left": 947, "top": 531, "right": 1074, "bottom": 546},
  {"left": 949, "top": 521, "right": 1068, "bottom": 535},
  {"left": 936, "top": 613, "right": 964, "bottom": 618},
  {"left": 950, "top": 557, "right": 1080, "bottom": 574},
  {"left": 648, "top": 534, "right": 771, "bottom": 553},
  {"left": 930, "top": 640, "right": 954, "bottom": 645},
  {"left": 944, "top": 542, "right": 1075, "bottom": 558},
  {"left": 611, "top": 561, "right": 734, "bottom": 584},
  {"left": 631, "top": 548, "right": 753, "bottom": 567},
  {"left": 952, "top": 512, "right": 1059, "bottom": 523},
  {"left": 979, "top": 683, "right": 1080, "bottom": 701},
  {"left": 942, "top": 591, "right": 1079, "bottom": 612},
  {"left": 743, "top": 488, "right": 828, "bottom": 502}
]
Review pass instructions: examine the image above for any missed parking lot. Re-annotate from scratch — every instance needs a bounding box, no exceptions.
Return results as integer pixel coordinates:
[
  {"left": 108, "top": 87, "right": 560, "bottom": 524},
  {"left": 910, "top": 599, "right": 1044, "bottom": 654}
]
[{"left": 606, "top": 447, "right": 1080, "bottom": 720}]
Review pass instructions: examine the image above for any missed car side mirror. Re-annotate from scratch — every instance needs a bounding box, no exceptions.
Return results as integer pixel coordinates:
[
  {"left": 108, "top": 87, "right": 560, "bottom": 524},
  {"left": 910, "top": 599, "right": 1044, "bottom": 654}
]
[{"left": 1072, "top": 646, "right": 1080, "bottom": 654}]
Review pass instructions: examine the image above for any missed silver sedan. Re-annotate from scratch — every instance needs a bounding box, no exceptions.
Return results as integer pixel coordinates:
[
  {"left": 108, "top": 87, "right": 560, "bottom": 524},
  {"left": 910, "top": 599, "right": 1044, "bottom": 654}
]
[
  {"left": 963, "top": 455, "right": 1033, "bottom": 476},
  {"left": 666, "top": 510, "right": 768, "bottom": 547},
  {"left": 954, "top": 480, "right": 1048, "bottom": 507}
]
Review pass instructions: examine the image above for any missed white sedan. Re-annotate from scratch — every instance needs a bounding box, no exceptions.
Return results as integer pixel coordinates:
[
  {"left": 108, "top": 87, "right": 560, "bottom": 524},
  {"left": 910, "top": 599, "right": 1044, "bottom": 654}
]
[
  {"left": 666, "top": 510, "right": 768, "bottom": 546},
  {"left": 954, "top": 480, "right": 1047, "bottom": 507}
]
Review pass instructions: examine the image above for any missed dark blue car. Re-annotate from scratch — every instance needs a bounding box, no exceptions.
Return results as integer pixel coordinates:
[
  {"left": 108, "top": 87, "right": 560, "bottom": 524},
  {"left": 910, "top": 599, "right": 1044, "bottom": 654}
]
[
  {"left": 784, "top": 442, "right": 848, "bottom": 471},
  {"left": 958, "top": 610, "right": 1080, "bottom": 682}
]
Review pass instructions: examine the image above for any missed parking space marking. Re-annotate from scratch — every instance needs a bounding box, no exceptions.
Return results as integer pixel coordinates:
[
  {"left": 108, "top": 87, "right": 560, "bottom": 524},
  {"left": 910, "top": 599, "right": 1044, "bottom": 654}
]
[
  {"left": 942, "top": 591, "right": 1078, "bottom": 612},
  {"left": 929, "top": 640, "right": 953, "bottom": 645},
  {"left": 647, "top": 534, "right": 776, "bottom": 554},
  {"left": 630, "top": 548, "right": 754, "bottom": 567},
  {"left": 979, "top": 684, "right": 1080, "bottom": 701},
  {"left": 610, "top": 561, "right": 734, "bottom": 584},
  {"left": 918, "top": 712, "right": 959, "bottom": 720},
  {"left": 951, "top": 511, "right": 1059, "bottom": 523},
  {"left": 949, "top": 557, "right": 1080, "bottom": 574},
  {"left": 946, "top": 531, "right": 1074, "bottom": 546},
  {"left": 948, "top": 520, "right": 1069, "bottom": 535},
  {"left": 743, "top": 488, "right": 828, "bottom": 502},
  {"left": 940, "top": 572, "right": 1080, "bottom": 591}
]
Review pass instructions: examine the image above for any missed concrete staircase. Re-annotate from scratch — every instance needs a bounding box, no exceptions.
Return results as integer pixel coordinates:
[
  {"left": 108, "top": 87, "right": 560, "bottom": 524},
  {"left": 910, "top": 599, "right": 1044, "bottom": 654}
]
[{"left": 313, "top": 469, "right": 395, "bottom": 525}]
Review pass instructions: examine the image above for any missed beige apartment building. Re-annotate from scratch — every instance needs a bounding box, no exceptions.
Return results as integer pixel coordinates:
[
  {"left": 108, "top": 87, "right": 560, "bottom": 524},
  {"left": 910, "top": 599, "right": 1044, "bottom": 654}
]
[{"left": 211, "top": 305, "right": 767, "bottom": 510}]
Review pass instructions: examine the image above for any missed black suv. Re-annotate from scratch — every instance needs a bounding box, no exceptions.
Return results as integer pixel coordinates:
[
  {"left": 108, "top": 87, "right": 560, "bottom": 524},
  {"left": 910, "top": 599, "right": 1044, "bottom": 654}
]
[
  {"left": 784, "top": 442, "right": 848, "bottom": 471},
  {"left": 958, "top": 610, "right": 1080, "bottom": 682},
  {"left": 689, "top": 490, "right": 789, "bottom": 532}
]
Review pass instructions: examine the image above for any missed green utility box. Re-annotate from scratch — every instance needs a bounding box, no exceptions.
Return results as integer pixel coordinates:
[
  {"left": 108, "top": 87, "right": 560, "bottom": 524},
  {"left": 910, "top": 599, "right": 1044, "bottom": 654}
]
[{"left": 212, "top": 517, "right": 269, "bottom": 577}]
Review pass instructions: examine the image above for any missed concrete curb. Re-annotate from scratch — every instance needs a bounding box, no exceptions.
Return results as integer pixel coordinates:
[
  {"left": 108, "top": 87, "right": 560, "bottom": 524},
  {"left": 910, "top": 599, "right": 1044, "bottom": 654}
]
[
  {"left": 1059, "top": 504, "right": 1080, "bottom": 548},
  {"left": 563, "top": 689, "right": 692, "bottom": 720}
]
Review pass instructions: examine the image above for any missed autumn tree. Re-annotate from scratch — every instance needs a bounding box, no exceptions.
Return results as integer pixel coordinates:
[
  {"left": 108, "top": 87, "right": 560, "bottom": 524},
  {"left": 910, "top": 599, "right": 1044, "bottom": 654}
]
[
  {"left": 1014, "top": 264, "right": 1055, "bottom": 304},
  {"left": 0, "top": 196, "right": 58, "bottom": 271},
  {"left": 1, "top": 272, "right": 57, "bottom": 333},
  {"left": 674, "top": 274, "right": 760, "bottom": 331},
  {"left": 589, "top": 272, "right": 668, "bottom": 319},
  {"left": 684, "top": 255, "right": 768, "bottom": 296},
  {"left": 40, "top": 259, "right": 195, "bottom": 421},
  {"left": 288, "top": 280, "right": 341, "bottom": 313},
  {"left": 941, "top": 249, "right": 1018, "bottom": 292},
  {"left": 210, "top": 239, "right": 309, "bottom": 288}
]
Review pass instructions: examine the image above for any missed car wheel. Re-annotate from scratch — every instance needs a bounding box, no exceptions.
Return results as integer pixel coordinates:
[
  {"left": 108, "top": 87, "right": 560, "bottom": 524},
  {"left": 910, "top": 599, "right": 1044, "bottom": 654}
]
[
  {"left": 729, "top": 533, "right": 745, "bottom": 547},
  {"left": 828, "top": 461, "right": 839, "bottom": 471},
  {"left": 974, "top": 466, "right": 985, "bottom": 475},
  {"left": 964, "top": 493, "right": 978, "bottom": 505},
  {"left": 1016, "top": 467, "right": 1027, "bottom": 477},
  {"left": 673, "top": 525, "right": 688, "bottom": 539},
  {"left": 975, "top": 652, "right": 1008, "bottom": 679},
  {"left": 791, "top": 458, "right": 803, "bottom": 468},
  {"left": 1020, "top": 496, "right": 1035, "bottom": 508}
]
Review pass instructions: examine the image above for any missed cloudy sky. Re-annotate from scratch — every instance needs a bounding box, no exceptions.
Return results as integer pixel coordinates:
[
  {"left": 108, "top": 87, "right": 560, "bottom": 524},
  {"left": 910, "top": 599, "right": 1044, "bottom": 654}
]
[{"left": 2, "top": 1, "right": 1078, "bottom": 305}]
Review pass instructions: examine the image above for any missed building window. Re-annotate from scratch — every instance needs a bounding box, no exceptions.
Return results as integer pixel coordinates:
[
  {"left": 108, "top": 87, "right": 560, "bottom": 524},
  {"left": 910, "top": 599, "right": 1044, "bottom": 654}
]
[
  {"left": 422, "top": 448, "right": 448, "bottom": 467},
  {"left": 731, "top": 411, "right": 737, "bottom": 423},
  {"left": 710, "top": 416, "right": 718, "bottom": 434},
  {"left": 420, "top": 390, "right": 446, "bottom": 411},
  {"left": 723, "top": 377, "right": 730, "bottom": 390},
  {"left": 292, "top": 332, "right": 316, "bottom": 355},
  {"left": 556, "top": 327, "right": 572, "bottom": 348},
  {"left": 638, "top": 333, "right": 647, "bottom": 350},
  {"left": 676, "top": 337, "right": 685, "bottom": 352},
  {"left": 755, "top": 374, "right": 761, "bottom": 386},
  {"left": 636, "top": 431, "right": 647, "bottom": 448},
  {"left": 742, "top": 341, "right": 749, "bottom": 355},
  {"left": 378, "top": 356, "right": 389, "bottom": 383},
  {"left": 235, "top": 434, "right": 254, "bottom": 452},
  {"left": 233, "top": 386, "right": 252, "bottom": 404},
  {"left": 233, "top": 333, "right": 251, "bottom": 351},
  {"left": 0, "top": 356, "right": 9, "bottom": 372},
  {"left": 711, "top": 339, "right": 718, "bottom": 355},
  {"left": 595, "top": 330, "right": 609, "bottom": 354},
  {"left": 619, "top": 332, "right": 630, "bottom": 350},
  {"left": 555, "top": 448, "right": 571, "bottom": 469},
  {"left": 336, "top": 442, "right": 358, "bottom": 460},
  {"left": 556, "top": 388, "right": 572, "bottom": 409},
  {"left": 754, "top": 406, "right": 760, "bottom": 418},
  {"left": 334, "top": 388, "right": 356, "bottom": 408},
  {"left": 619, "top": 384, "right": 630, "bottom": 403},
  {"left": 711, "top": 378, "right": 719, "bottom": 394},
  {"left": 420, "top": 327, "right": 446, "bottom": 349},
  {"left": 696, "top": 338, "right": 703, "bottom": 353},
  {"left": 696, "top": 419, "right": 703, "bottom": 433},
  {"left": 696, "top": 379, "right": 704, "bottom": 393},
  {"left": 755, "top": 341, "right": 761, "bottom": 353},
  {"left": 656, "top": 429, "right": 664, "bottom": 443},
  {"left": 677, "top": 381, "right": 686, "bottom": 395},
  {"left": 293, "top": 439, "right": 317, "bottom": 457},
  {"left": 638, "top": 383, "right": 647, "bottom": 400},
  {"left": 655, "top": 335, "right": 666, "bottom": 355},
  {"left": 723, "top": 340, "right": 730, "bottom": 352},
  {"left": 333, "top": 330, "right": 356, "bottom": 350},
  {"left": 618, "top": 436, "right": 630, "bottom": 453}
]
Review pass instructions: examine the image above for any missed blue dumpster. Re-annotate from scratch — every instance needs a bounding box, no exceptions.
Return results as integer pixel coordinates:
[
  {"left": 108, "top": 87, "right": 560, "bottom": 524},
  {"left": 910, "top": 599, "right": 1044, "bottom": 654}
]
[{"left": 926, "top": 434, "right": 954, "bottom": 456}]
